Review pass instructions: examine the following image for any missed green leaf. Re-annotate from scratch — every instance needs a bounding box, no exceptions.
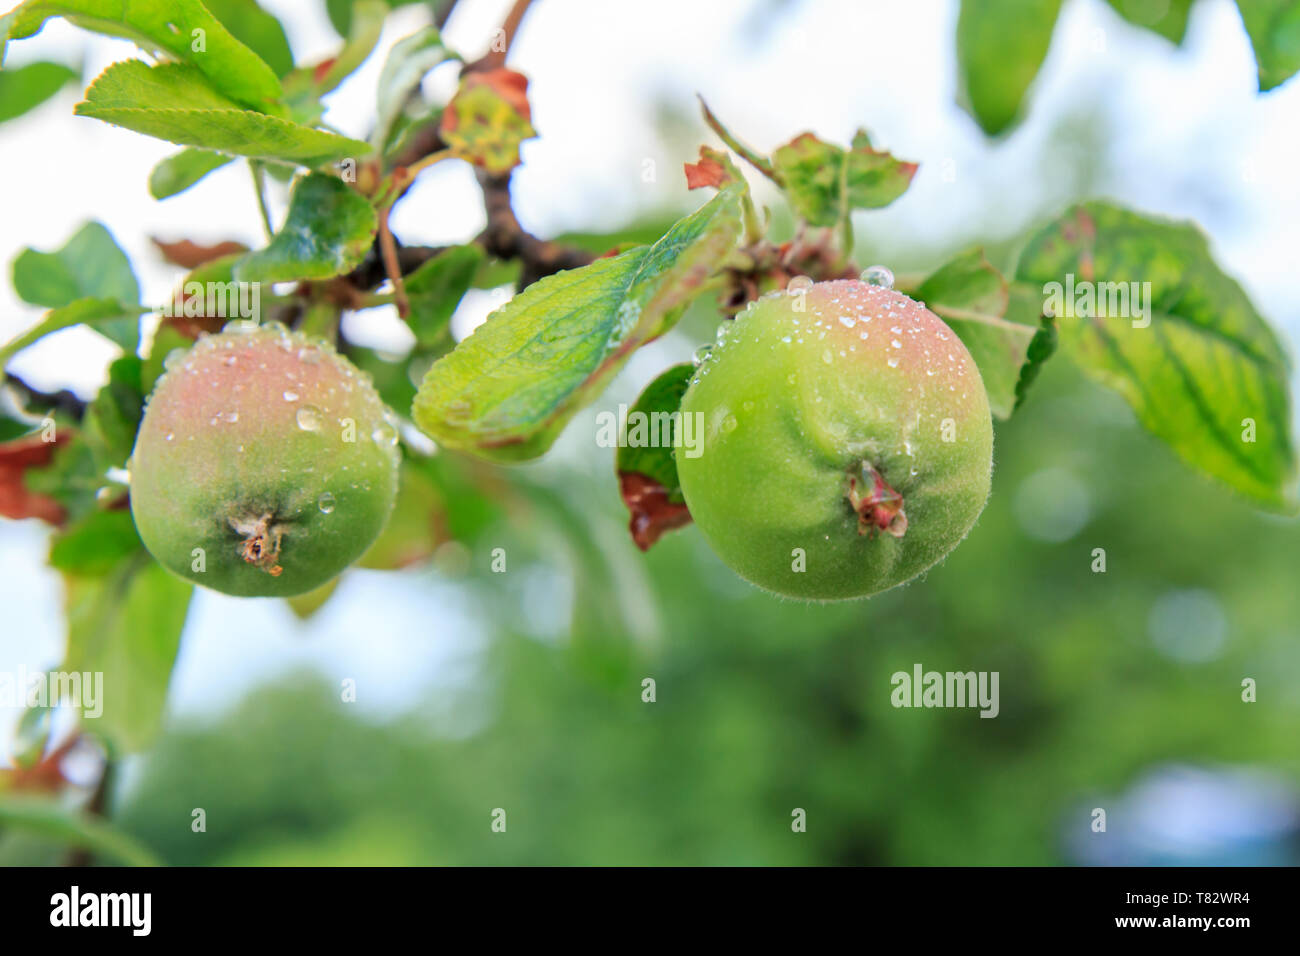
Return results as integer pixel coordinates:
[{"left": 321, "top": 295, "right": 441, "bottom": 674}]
[
  {"left": 913, "top": 248, "right": 1041, "bottom": 419},
  {"left": 413, "top": 183, "right": 747, "bottom": 461},
  {"left": 75, "top": 60, "right": 370, "bottom": 166},
  {"left": 1106, "top": 0, "right": 1194, "bottom": 44},
  {"left": 615, "top": 363, "right": 695, "bottom": 550},
  {"left": 957, "top": 0, "right": 1064, "bottom": 136},
  {"left": 201, "top": 0, "right": 294, "bottom": 77},
  {"left": 404, "top": 244, "right": 483, "bottom": 349},
  {"left": 344, "top": 346, "right": 419, "bottom": 412},
  {"left": 615, "top": 363, "right": 692, "bottom": 503},
  {"left": 770, "top": 130, "right": 918, "bottom": 227},
  {"left": 142, "top": 322, "right": 192, "bottom": 392},
  {"left": 1237, "top": 0, "right": 1300, "bottom": 91},
  {"left": 2, "top": 0, "right": 282, "bottom": 106},
  {"left": 316, "top": 0, "right": 386, "bottom": 93},
  {"left": 11, "top": 222, "right": 140, "bottom": 339},
  {"left": 373, "top": 24, "right": 450, "bottom": 150},
  {"left": 1015, "top": 201, "right": 1297, "bottom": 511},
  {"left": 23, "top": 431, "right": 99, "bottom": 521},
  {"left": 82, "top": 354, "right": 144, "bottom": 470},
  {"left": 64, "top": 553, "right": 193, "bottom": 753},
  {"left": 0, "top": 59, "right": 75, "bottom": 123},
  {"left": 0, "top": 297, "right": 150, "bottom": 364},
  {"left": 1014, "top": 311, "right": 1058, "bottom": 410},
  {"left": 49, "top": 508, "right": 141, "bottom": 574},
  {"left": 235, "top": 172, "right": 377, "bottom": 283},
  {"left": 148, "top": 147, "right": 235, "bottom": 199},
  {"left": 0, "top": 796, "right": 162, "bottom": 866}
]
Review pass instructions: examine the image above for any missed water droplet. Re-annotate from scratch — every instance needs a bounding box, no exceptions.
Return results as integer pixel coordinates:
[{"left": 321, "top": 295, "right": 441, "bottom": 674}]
[
  {"left": 372, "top": 422, "right": 398, "bottom": 447},
  {"left": 283, "top": 390, "right": 299, "bottom": 402},
  {"left": 163, "top": 348, "right": 187, "bottom": 371},
  {"left": 787, "top": 275, "right": 814, "bottom": 293},
  {"left": 164, "top": 432, "right": 174, "bottom": 442},
  {"left": 838, "top": 315, "right": 856, "bottom": 329},
  {"left": 715, "top": 323, "right": 731, "bottom": 346},
  {"left": 692, "top": 344, "right": 713, "bottom": 366},
  {"left": 861, "top": 265, "right": 895, "bottom": 288},
  {"left": 721, "top": 414, "right": 738, "bottom": 433},
  {"left": 95, "top": 486, "right": 114, "bottom": 504},
  {"left": 887, "top": 357, "right": 900, "bottom": 368},
  {"left": 317, "top": 492, "right": 336, "bottom": 514},
  {"left": 296, "top": 405, "right": 323, "bottom": 431},
  {"left": 222, "top": 319, "right": 257, "bottom": 334},
  {"left": 298, "top": 347, "right": 322, "bottom": 365},
  {"left": 821, "top": 349, "right": 833, "bottom": 364},
  {"left": 892, "top": 339, "right": 902, "bottom": 349}
]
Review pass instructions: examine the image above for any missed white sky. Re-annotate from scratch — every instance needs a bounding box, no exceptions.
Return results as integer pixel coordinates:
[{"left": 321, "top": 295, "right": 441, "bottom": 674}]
[{"left": 2, "top": 0, "right": 1298, "bottom": 741}]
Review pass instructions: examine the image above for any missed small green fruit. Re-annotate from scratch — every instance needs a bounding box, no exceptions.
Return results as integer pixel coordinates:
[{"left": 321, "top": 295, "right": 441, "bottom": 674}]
[
  {"left": 130, "top": 326, "right": 400, "bottom": 597},
  {"left": 676, "top": 279, "right": 993, "bottom": 601}
]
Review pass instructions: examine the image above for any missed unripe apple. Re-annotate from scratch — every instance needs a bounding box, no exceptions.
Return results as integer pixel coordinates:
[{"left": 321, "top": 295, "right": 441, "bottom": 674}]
[
  {"left": 676, "top": 279, "right": 993, "bottom": 601},
  {"left": 129, "top": 325, "right": 401, "bottom": 597}
]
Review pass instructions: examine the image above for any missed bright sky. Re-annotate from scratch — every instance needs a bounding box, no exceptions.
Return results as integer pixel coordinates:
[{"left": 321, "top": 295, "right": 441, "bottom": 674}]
[{"left": 1, "top": 0, "right": 1297, "bottom": 746}]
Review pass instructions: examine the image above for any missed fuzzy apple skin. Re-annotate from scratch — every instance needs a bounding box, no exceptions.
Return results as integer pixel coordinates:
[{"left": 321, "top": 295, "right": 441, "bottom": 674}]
[
  {"left": 130, "top": 326, "right": 400, "bottom": 597},
  {"left": 676, "top": 279, "right": 993, "bottom": 601}
]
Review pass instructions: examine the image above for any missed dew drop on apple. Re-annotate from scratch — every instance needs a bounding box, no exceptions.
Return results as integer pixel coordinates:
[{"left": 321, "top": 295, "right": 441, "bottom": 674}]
[{"left": 861, "top": 265, "right": 894, "bottom": 289}]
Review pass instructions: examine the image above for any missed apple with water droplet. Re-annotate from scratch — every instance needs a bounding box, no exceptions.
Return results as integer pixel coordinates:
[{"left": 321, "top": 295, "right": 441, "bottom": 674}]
[
  {"left": 675, "top": 279, "right": 993, "bottom": 600},
  {"left": 129, "top": 326, "right": 401, "bottom": 597}
]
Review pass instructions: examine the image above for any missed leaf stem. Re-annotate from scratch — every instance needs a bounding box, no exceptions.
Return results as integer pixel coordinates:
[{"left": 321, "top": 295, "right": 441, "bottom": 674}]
[{"left": 250, "top": 162, "right": 275, "bottom": 239}]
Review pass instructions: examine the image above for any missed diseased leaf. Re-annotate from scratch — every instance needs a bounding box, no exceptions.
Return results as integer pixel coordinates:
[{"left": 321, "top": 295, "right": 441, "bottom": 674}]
[
  {"left": 914, "top": 248, "right": 1040, "bottom": 418},
  {"left": 1237, "top": 0, "right": 1300, "bottom": 91},
  {"left": 0, "top": 431, "right": 68, "bottom": 523},
  {"left": 1016, "top": 201, "right": 1297, "bottom": 510},
  {"left": 235, "top": 173, "right": 377, "bottom": 283},
  {"left": 152, "top": 237, "right": 248, "bottom": 270},
  {"left": 404, "top": 244, "right": 483, "bottom": 349},
  {"left": 1, "top": 0, "right": 282, "bottom": 106},
  {"left": 616, "top": 363, "right": 695, "bottom": 550},
  {"left": 440, "top": 68, "right": 536, "bottom": 175},
  {"left": 148, "top": 148, "right": 234, "bottom": 199},
  {"left": 0, "top": 59, "right": 75, "bottom": 123},
  {"left": 771, "top": 130, "right": 918, "bottom": 226},
  {"left": 413, "top": 183, "right": 747, "bottom": 461},
  {"left": 957, "top": 0, "right": 1064, "bottom": 135},
  {"left": 63, "top": 553, "right": 193, "bottom": 753},
  {"left": 75, "top": 60, "right": 370, "bottom": 166},
  {"left": 684, "top": 145, "right": 744, "bottom": 191}
]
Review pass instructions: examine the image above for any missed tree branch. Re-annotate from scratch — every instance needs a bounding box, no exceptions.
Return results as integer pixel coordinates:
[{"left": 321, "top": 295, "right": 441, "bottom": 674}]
[{"left": 476, "top": 169, "right": 595, "bottom": 287}]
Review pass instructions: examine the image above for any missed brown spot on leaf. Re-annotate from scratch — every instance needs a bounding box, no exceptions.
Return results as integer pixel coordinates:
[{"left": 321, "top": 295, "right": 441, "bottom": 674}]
[{"left": 620, "top": 472, "right": 692, "bottom": 551}]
